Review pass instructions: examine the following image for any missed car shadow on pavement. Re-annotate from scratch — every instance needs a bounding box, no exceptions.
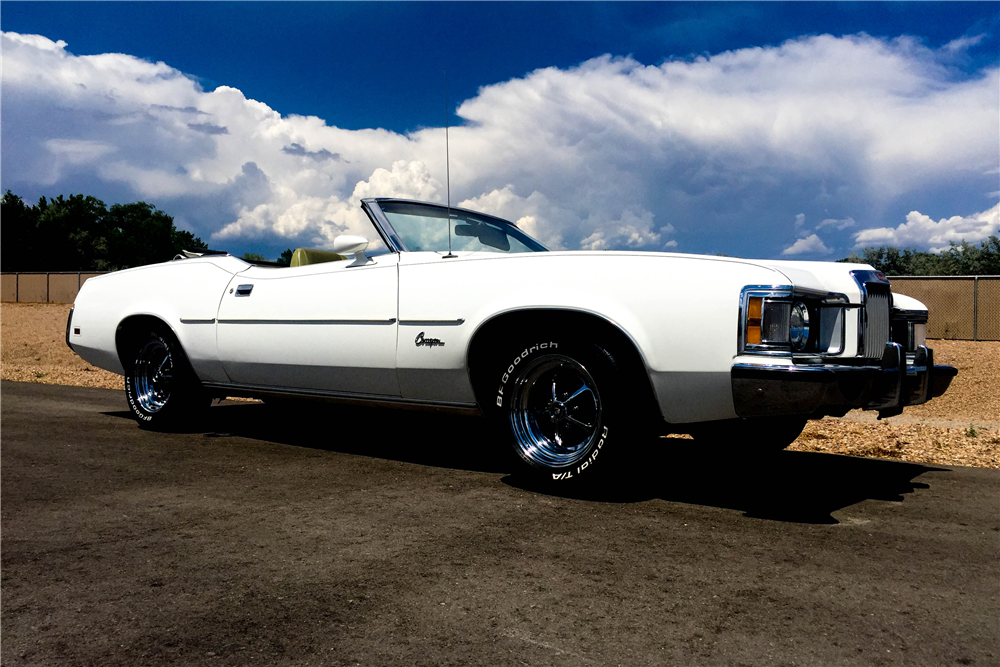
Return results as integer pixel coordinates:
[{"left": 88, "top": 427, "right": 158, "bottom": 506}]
[
  {"left": 200, "top": 400, "right": 516, "bottom": 474},
  {"left": 110, "top": 400, "right": 948, "bottom": 525},
  {"left": 506, "top": 445, "right": 946, "bottom": 524}
]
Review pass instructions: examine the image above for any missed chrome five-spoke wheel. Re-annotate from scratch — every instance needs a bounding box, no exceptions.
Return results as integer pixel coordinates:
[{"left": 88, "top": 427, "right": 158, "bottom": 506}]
[
  {"left": 509, "top": 355, "right": 603, "bottom": 469},
  {"left": 125, "top": 326, "right": 209, "bottom": 429},
  {"left": 132, "top": 338, "right": 174, "bottom": 413}
]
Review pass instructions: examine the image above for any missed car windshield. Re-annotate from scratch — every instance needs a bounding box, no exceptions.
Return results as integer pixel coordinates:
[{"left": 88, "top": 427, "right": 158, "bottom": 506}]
[{"left": 378, "top": 202, "right": 548, "bottom": 254}]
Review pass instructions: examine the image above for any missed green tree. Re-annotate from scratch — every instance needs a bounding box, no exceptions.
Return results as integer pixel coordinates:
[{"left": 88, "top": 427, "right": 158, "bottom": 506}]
[
  {"left": 242, "top": 252, "right": 268, "bottom": 262},
  {"left": 1, "top": 191, "right": 41, "bottom": 271},
  {"left": 34, "top": 194, "right": 110, "bottom": 271},
  {"left": 103, "top": 201, "right": 206, "bottom": 271},
  {"left": 278, "top": 248, "right": 294, "bottom": 266},
  {"left": 840, "top": 236, "right": 1000, "bottom": 276},
  {"left": 1, "top": 190, "right": 207, "bottom": 271},
  {"left": 937, "top": 237, "right": 1000, "bottom": 275}
]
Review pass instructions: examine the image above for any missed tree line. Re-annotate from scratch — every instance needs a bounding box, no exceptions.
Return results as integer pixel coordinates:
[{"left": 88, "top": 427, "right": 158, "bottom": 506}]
[
  {"left": 1, "top": 190, "right": 298, "bottom": 271},
  {"left": 2, "top": 189, "right": 998, "bottom": 274},
  {"left": 838, "top": 237, "right": 1000, "bottom": 276},
  {"left": 1, "top": 190, "right": 209, "bottom": 272}
]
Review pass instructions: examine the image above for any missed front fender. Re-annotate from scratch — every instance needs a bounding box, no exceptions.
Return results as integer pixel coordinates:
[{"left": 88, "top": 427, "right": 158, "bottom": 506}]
[{"left": 397, "top": 252, "right": 786, "bottom": 421}]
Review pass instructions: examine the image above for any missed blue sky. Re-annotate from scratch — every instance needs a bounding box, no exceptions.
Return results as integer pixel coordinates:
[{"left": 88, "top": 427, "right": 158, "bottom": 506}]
[{"left": 2, "top": 2, "right": 998, "bottom": 261}]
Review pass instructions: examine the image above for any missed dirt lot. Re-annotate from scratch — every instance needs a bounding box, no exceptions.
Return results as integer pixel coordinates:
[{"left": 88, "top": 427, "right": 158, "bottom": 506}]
[{"left": 2, "top": 302, "right": 998, "bottom": 468}]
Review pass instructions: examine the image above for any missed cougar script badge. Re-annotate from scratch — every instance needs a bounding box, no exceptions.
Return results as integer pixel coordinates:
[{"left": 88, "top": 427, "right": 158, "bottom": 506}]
[{"left": 415, "top": 332, "right": 445, "bottom": 347}]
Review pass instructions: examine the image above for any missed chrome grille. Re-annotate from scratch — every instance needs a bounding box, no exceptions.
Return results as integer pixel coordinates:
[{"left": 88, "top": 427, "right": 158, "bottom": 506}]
[{"left": 862, "top": 284, "right": 891, "bottom": 358}]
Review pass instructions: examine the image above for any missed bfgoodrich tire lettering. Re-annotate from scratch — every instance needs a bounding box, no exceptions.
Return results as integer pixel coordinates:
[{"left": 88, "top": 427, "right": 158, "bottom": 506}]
[
  {"left": 124, "top": 326, "right": 207, "bottom": 429},
  {"left": 492, "top": 338, "right": 629, "bottom": 482}
]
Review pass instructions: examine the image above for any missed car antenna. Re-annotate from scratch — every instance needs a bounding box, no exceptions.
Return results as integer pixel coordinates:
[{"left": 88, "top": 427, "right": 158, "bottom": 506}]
[{"left": 443, "top": 68, "right": 457, "bottom": 259}]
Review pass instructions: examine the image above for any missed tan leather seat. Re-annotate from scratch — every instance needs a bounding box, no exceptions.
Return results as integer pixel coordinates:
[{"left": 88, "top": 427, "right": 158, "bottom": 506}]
[{"left": 290, "top": 248, "right": 347, "bottom": 267}]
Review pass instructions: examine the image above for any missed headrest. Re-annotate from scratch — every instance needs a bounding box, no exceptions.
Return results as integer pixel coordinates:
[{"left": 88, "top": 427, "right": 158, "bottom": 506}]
[{"left": 290, "top": 248, "right": 347, "bottom": 267}]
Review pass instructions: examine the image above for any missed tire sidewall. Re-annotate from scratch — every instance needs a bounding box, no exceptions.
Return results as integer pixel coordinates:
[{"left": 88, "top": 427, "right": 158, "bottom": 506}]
[
  {"left": 124, "top": 329, "right": 190, "bottom": 428},
  {"left": 492, "top": 337, "right": 625, "bottom": 483}
]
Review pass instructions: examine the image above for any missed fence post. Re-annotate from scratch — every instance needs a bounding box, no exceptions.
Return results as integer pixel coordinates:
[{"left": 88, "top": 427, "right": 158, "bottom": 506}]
[{"left": 973, "top": 276, "right": 978, "bottom": 342}]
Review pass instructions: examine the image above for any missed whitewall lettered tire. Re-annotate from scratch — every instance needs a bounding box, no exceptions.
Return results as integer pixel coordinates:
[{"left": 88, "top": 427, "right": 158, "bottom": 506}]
[
  {"left": 124, "top": 326, "right": 208, "bottom": 429},
  {"left": 492, "top": 337, "right": 631, "bottom": 483}
]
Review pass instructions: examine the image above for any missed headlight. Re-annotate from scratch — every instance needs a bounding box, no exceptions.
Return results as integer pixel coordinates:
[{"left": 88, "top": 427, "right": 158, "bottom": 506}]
[
  {"left": 742, "top": 286, "right": 847, "bottom": 355},
  {"left": 789, "top": 301, "right": 810, "bottom": 351},
  {"left": 746, "top": 296, "right": 791, "bottom": 346},
  {"left": 891, "top": 314, "right": 928, "bottom": 351},
  {"left": 745, "top": 294, "right": 791, "bottom": 347}
]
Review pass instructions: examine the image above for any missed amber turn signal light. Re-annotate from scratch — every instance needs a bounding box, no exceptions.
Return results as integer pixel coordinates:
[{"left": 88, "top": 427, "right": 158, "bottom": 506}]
[{"left": 746, "top": 296, "right": 762, "bottom": 345}]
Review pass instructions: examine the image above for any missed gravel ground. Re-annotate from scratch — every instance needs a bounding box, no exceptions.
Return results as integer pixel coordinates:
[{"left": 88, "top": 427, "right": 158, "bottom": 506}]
[
  {"left": 1, "top": 303, "right": 122, "bottom": 389},
  {"left": 3, "top": 302, "right": 997, "bottom": 468}
]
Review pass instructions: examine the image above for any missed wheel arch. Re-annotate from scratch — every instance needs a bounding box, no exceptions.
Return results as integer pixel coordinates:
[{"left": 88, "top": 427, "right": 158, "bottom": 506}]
[
  {"left": 115, "top": 314, "right": 183, "bottom": 372},
  {"left": 466, "top": 308, "right": 663, "bottom": 423}
]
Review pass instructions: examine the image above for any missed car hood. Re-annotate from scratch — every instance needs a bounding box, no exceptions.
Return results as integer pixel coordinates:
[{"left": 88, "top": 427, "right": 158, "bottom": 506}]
[{"left": 521, "top": 250, "right": 876, "bottom": 302}]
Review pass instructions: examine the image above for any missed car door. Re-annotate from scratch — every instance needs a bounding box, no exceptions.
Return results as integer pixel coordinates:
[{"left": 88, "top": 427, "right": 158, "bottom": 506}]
[{"left": 216, "top": 253, "right": 400, "bottom": 395}]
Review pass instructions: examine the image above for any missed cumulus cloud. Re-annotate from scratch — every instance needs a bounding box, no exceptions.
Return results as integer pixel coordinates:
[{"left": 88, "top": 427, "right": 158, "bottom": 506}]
[
  {"left": 1, "top": 30, "right": 997, "bottom": 256},
  {"left": 782, "top": 234, "right": 831, "bottom": 256},
  {"left": 853, "top": 203, "right": 1000, "bottom": 253},
  {"left": 213, "top": 158, "right": 443, "bottom": 251},
  {"left": 458, "top": 187, "right": 571, "bottom": 249},
  {"left": 281, "top": 143, "right": 342, "bottom": 162},
  {"left": 816, "top": 216, "right": 856, "bottom": 231},
  {"left": 187, "top": 122, "right": 229, "bottom": 136},
  {"left": 579, "top": 209, "right": 674, "bottom": 250},
  {"left": 351, "top": 160, "right": 442, "bottom": 203}
]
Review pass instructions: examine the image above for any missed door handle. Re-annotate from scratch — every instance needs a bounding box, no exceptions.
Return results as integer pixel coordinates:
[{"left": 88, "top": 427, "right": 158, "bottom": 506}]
[{"left": 235, "top": 284, "right": 253, "bottom": 297}]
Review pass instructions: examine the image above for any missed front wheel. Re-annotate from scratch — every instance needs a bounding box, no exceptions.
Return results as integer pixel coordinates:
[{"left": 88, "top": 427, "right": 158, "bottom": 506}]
[
  {"left": 491, "top": 339, "right": 631, "bottom": 484},
  {"left": 124, "top": 327, "right": 208, "bottom": 429}
]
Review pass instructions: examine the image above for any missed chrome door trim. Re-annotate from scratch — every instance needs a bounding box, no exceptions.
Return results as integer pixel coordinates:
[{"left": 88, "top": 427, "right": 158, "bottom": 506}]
[
  {"left": 216, "top": 318, "right": 397, "bottom": 325},
  {"left": 398, "top": 319, "right": 465, "bottom": 326},
  {"left": 203, "top": 381, "right": 481, "bottom": 416}
]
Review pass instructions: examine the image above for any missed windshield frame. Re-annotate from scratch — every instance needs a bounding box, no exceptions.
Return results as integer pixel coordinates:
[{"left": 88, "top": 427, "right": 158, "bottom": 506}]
[{"left": 361, "top": 198, "right": 548, "bottom": 254}]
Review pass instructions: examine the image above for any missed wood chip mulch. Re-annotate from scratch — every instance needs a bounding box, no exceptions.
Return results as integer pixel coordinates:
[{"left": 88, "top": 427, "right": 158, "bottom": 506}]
[
  {"left": 1, "top": 303, "right": 123, "bottom": 389},
  {"left": 788, "top": 419, "right": 999, "bottom": 469}
]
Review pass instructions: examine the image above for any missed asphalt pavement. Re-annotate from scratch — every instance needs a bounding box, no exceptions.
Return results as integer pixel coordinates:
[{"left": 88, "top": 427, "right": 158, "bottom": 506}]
[{"left": 2, "top": 380, "right": 997, "bottom": 666}]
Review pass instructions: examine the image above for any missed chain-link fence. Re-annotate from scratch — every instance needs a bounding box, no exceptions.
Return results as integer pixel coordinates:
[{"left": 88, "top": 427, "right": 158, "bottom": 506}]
[{"left": 889, "top": 276, "right": 999, "bottom": 341}]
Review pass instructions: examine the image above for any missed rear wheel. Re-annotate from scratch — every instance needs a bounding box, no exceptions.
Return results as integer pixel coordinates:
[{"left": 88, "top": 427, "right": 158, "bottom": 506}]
[
  {"left": 124, "top": 326, "right": 208, "bottom": 429},
  {"left": 490, "top": 337, "right": 633, "bottom": 484}
]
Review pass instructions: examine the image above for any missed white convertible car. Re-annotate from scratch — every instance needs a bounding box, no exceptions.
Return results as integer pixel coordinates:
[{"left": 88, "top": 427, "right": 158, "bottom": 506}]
[{"left": 67, "top": 198, "right": 956, "bottom": 482}]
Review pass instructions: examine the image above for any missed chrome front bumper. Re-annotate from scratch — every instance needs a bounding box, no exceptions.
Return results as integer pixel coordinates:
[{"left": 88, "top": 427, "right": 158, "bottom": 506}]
[{"left": 732, "top": 343, "right": 957, "bottom": 419}]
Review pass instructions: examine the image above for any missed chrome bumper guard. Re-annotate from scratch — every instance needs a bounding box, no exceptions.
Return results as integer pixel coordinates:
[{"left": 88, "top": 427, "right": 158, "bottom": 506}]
[{"left": 732, "top": 343, "right": 957, "bottom": 419}]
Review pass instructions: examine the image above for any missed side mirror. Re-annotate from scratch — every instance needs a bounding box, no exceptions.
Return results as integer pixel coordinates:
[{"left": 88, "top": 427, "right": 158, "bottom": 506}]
[{"left": 332, "top": 235, "right": 372, "bottom": 266}]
